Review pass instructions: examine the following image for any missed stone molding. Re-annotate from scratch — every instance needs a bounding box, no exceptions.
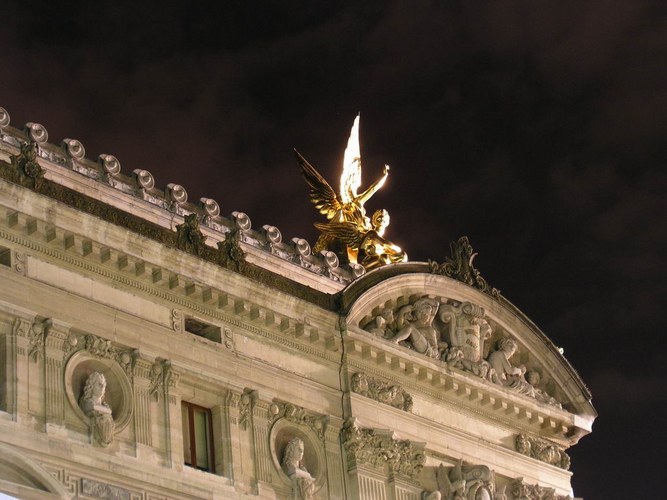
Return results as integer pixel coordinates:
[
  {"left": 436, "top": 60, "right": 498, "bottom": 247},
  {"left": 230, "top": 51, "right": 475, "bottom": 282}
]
[
  {"left": 0, "top": 122, "right": 362, "bottom": 286},
  {"left": 0, "top": 204, "right": 341, "bottom": 364}
]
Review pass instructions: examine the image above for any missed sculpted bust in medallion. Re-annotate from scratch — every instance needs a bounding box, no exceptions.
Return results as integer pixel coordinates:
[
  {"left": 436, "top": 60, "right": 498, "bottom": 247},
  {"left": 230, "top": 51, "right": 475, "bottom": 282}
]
[{"left": 79, "top": 371, "right": 115, "bottom": 446}]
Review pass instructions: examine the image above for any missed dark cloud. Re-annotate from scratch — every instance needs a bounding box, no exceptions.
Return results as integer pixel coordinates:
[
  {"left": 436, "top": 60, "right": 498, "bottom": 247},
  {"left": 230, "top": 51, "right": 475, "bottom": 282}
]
[{"left": 1, "top": 1, "right": 665, "bottom": 497}]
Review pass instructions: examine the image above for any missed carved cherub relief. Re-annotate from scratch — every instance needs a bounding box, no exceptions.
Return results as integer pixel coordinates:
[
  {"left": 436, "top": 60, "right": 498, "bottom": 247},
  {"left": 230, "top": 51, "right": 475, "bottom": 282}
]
[
  {"left": 359, "top": 297, "right": 564, "bottom": 408},
  {"left": 392, "top": 298, "right": 446, "bottom": 359}
]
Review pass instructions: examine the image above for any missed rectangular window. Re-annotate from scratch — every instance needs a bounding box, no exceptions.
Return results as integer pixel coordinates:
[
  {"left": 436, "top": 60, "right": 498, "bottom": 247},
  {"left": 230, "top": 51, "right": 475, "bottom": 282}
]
[
  {"left": 184, "top": 317, "right": 222, "bottom": 343},
  {"left": 181, "top": 401, "right": 215, "bottom": 473},
  {"left": 0, "top": 246, "right": 10, "bottom": 267}
]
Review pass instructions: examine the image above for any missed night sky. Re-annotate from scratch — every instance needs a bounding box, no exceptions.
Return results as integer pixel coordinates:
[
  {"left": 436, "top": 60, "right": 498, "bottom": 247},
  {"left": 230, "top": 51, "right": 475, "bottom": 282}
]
[{"left": 2, "top": 1, "right": 665, "bottom": 497}]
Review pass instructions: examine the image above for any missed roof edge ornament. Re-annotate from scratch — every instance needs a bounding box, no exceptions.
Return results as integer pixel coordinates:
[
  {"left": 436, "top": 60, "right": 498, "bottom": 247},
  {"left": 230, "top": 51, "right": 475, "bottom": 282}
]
[{"left": 428, "top": 236, "right": 500, "bottom": 298}]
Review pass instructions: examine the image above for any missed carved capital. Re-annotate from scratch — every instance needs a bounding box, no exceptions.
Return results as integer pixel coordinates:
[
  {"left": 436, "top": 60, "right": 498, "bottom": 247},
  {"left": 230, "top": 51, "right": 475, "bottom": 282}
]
[
  {"left": 341, "top": 418, "right": 425, "bottom": 480},
  {"left": 351, "top": 372, "right": 413, "bottom": 412},
  {"left": 507, "top": 478, "right": 572, "bottom": 500}
]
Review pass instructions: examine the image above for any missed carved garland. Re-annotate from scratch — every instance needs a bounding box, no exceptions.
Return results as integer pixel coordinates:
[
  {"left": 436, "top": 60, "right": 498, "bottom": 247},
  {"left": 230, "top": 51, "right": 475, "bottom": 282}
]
[
  {"left": 507, "top": 478, "right": 572, "bottom": 500},
  {"left": 64, "top": 332, "right": 137, "bottom": 381},
  {"left": 351, "top": 372, "right": 413, "bottom": 412},
  {"left": 515, "top": 434, "right": 570, "bottom": 470},
  {"left": 269, "top": 401, "right": 328, "bottom": 441}
]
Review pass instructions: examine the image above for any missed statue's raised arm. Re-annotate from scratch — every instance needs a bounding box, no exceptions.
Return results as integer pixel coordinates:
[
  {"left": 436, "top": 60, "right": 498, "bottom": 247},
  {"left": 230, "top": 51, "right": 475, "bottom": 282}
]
[{"left": 296, "top": 115, "right": 407, "bottom": 271}]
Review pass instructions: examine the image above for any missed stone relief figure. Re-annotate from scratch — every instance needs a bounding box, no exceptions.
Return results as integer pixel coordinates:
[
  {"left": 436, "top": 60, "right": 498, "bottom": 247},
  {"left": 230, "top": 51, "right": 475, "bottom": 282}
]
[
  {"left": 392, "top": 298, "right": 446, "bottom": 359},
  {"left": 360, "top": 299, "right": 563, "bottom": 408},
  {"left": 525, "top": 372, "right": 562, "bottom": 409},
  {"left": 282, "top": 437, "right": 315, "bottom": 500},
  {"left": 79, "top": 372, "right": 115, "bottom": 447},
  {"left": 436, "top": 460, "right": 494, "bottom": 500},
  {"left": 488, "top": 338, "right": 525, "bottom": 386},
  {"left": 363, "top": 307, "right": 396, "bottom": 339}
]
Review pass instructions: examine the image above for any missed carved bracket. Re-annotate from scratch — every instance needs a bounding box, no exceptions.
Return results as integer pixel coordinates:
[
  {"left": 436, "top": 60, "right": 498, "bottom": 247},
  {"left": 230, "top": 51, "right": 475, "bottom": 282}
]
[
  {"left": 217, "top": 229, "right": 246, "bottom": 272},
  {"left": 175, "top": 213, "right": 206, "bottom": 256},
  {"left": 9, "top": 142, "right": 45, "bottom": 190}
]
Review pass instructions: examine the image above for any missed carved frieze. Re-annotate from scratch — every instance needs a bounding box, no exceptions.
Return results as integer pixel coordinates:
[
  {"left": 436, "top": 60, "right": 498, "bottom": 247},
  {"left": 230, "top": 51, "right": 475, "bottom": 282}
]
[
  {"left": 351, "top": 372, "right": 413, "bottom": 412},
  {"left": 81, "top": 478, "right": 131, "bottom": 500},
  {"left": 341, "top": 418, "right": 425, "bottom": 480},
  {"left": 507, "top": 478, "right": 572, "bottom": 500},
  {"left": 515, "top": 434, "right": 570, "bottom": 470},
  {"left": 428, "top": 236, "right": 500, "bottom": 298},
  {"left": 269, "top": 401, "right": 328, "bottom": 441},
  {"left": 359, "top": 297, "right": 563, "bottom": 409}
]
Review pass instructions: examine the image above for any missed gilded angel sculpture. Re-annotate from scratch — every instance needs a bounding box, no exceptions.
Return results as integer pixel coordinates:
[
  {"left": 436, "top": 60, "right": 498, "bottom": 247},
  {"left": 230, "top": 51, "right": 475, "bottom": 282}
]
[{"left": 295, "top": 115, "right": 407, "bottom": 270}]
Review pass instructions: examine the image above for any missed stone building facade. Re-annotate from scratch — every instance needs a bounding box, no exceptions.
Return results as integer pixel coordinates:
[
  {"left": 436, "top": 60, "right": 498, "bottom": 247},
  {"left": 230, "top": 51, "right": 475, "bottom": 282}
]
[{"left": 0, "top": 106, "right": 595, "bottom": 499}]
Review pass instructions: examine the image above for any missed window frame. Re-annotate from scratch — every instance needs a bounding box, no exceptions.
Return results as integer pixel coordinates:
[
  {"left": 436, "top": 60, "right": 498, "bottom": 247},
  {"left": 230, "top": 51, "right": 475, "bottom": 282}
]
[{"left": 181, "top": 401, "right": 216, "bottom": 473}]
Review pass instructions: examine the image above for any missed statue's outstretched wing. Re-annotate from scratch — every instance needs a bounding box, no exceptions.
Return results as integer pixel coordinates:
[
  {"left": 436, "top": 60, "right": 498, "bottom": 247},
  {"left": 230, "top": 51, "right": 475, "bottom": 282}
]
[
  {"left": 340, "top": 114, "right": 362, "bottom": 204},
  {"left": 295, "top": 149, "right": 343, "bottom": 220},
  {"left": 313, "top": 221, "right": 366, "bottom": 248}
]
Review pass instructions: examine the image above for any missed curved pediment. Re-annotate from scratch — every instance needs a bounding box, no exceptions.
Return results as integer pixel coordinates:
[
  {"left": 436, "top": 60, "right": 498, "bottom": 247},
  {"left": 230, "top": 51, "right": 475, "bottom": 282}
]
[{"left": 342, "top": 269, "right": 596, "bottom": 429}]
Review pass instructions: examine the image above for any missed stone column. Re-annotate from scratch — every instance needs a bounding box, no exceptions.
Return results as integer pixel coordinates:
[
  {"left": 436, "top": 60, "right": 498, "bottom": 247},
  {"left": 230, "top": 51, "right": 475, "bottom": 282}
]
[
  {"left": 324, "top": 418, "right": 345, "bottom": 500},
  {"left": 44, "top": 319, "right": 68, "bottom": 431},
  {"left": 163, "top": 360, "right": 180, "bottom": 468},
  {"left": 252, "top": 400, "right": 273, "bottom": 486},
  {"left": 10, "top": 317, "right": 32, "bottom": 420},
  {"left": 133, "top": 359, "right": 153, "bottom": 447}
]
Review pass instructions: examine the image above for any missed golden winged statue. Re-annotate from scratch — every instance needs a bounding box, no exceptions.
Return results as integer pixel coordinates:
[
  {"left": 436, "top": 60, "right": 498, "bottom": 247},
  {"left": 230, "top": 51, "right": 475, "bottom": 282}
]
[{"left": 295, "top": 115, "right": 407, "bottom": 271}]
